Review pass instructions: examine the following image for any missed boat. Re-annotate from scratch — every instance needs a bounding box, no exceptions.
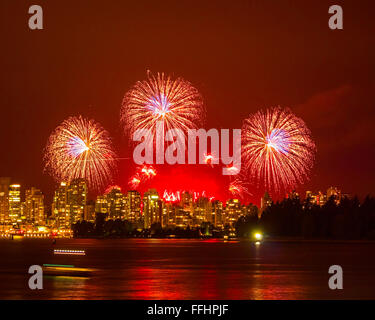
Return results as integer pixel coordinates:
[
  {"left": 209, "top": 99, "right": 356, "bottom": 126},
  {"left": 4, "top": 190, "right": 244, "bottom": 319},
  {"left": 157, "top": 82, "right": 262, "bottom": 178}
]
[
  {"left": 53, "top": 249, "right": 86, "bottom": 256},
  {"left": 42, "top": 264, "right": 95, "bottom": 277}
]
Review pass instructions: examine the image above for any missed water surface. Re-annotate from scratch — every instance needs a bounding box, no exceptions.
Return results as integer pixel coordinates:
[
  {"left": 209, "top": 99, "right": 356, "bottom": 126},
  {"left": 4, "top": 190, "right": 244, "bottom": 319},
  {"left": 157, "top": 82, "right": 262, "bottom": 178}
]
[{"left": 0, "top": 238, "right": 374, "bottom": 299}]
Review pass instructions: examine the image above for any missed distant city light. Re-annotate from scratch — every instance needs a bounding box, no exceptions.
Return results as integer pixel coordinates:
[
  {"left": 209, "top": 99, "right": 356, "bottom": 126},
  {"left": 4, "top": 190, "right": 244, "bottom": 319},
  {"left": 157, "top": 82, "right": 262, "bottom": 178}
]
[{"left": 254, "top": 232, "right": 263, "bottom": 241}]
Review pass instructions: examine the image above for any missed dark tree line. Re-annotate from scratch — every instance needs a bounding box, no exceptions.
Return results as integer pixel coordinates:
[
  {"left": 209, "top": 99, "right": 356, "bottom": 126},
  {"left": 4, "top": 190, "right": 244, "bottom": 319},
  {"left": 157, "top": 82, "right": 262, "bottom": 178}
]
[
  {"left": 72, "top": 213, "right": 136, "bottom": 238},
  {"left": 73, "top": 196, "right": 375, "bottom": 239},
  {"left": 255, "top": 195, "right": 375, "bottom": 239}
]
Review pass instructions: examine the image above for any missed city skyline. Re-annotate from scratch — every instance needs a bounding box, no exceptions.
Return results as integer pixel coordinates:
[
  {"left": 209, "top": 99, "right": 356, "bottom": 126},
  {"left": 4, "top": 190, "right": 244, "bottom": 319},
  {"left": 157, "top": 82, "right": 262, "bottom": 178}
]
[{"left": 0, "top": 174, "right": 350, "bottom": 232}]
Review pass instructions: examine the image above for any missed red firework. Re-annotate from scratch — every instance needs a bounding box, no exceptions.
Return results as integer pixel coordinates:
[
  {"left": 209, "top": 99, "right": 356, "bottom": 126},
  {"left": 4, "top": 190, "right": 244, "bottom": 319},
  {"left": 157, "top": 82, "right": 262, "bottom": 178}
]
[
  {"left": 44, "top": 115, "right": 117, "bottom": 191},
  {"left": 120, "top": 71, "right": 205, "bottom": 139},
  {"left": 242, "top": 106, "right": 316, "bottom": 194},
  {"left": 128, "top": 165, "right": 157, "bottom": 189}
]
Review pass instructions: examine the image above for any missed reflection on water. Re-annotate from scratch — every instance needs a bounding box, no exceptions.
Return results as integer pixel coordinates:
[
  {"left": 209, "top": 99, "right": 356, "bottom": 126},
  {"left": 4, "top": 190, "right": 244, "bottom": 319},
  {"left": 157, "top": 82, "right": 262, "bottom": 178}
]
[{"left": 0, "top": 238, "right": 374, "bottom": 299}]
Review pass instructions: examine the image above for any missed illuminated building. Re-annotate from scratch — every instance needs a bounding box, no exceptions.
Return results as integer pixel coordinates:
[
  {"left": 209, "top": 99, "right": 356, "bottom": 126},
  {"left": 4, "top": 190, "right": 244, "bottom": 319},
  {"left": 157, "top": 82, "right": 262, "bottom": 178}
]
[
  {"left": 143, "top": 189, "right": 162, "bottom": 228},
  {"left": 306, "top": 188, "right": 344, "bottom": 207},
  {"left": 162, "top": 202, "right": 176, "bottom": 227},
  {"left": 174, "top": 206, "right": 192, "bottom": 228},
  {"left": 95, "top": 195, "right": 108, "bottom": 215},
  {"left": 9, "top": 184, "right": 21, "bottom": 224},
  {"left": 126, "top": 190, "right": 141, "bottom": 223},
  {"left": 0, "top": 177, "right": 11, "bottom": 224},
  {"left": 66, "top": 178, "right": 87, "bottom": 225},
  {"left": 84, "top": 200, "right": 95, "bottom": 222},
  {"left": 306, "top": 190, "right": 313, "bottom": 199},
  {"left": 316, "top": 192, "right": 326, "bottom": 206},
  {"left": 52, "top": 182, "right": 68, "bottom": 228},
  {"left": 260, "top": 191, "right": 272, "bottom": 217},
  {"left": 194, "top": 197, "right": 212, "bottom": 227},
  {"left": 327, "top": 186, "right": 342, "bottom": 205},
  {"left": 211, "top": 200, "right": 224, "bottom": 228},
  {"left": 180, "top": 191, "right": 193, "bottom": 213},
  {"left": 106, "top": 187, "right": 126, "bottom": 220},
  {"left": 25, "top": 187, "right": 45, "bottom": 225},
  {"left": 306, "top": 191, "right": 327, "bottom": 206},
  {"left": 288, "top": 190, "right": 300, "bottom": 200},
  {"left": 242, "top": 203, "right": 258, "bottom": 217},
  {"left": 225, "top": 198, "right": 242, "bottom": 226}
]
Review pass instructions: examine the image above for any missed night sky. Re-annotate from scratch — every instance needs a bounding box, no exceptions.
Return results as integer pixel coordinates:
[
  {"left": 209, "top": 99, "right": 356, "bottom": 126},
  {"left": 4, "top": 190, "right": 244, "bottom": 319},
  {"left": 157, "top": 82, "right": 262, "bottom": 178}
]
[{"left": 1, "top": 0, "right": 374, "bottom": 204}]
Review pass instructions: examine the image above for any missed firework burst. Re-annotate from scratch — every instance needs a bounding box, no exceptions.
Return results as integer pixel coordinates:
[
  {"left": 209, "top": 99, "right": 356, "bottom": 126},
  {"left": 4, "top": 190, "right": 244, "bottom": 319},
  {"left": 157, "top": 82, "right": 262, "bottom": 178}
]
[
  {"left": 228, "top": 180, "right": 244, "bottom": 197},
  {"left": 242, "top": 107, "right": 316, "bottom": 194},
  {"left": 129, "top": 176, "right": 141, "bottom": 189},
  {"left": 128, "top": 165, "right": 157, "bottom": 189},
  {"left": 227, "top": 170, "right": 251, "bottom": 199},
  {"left": 121, "top": 71, "right": 205, "bottom": 139},
  {"left": 44, "top": 116, "right": 117, "bottom": 191}
]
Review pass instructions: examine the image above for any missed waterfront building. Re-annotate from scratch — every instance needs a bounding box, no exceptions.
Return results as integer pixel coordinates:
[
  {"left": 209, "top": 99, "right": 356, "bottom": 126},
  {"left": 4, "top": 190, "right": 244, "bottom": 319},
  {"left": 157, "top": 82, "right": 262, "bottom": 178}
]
[
  {"left": 126, "top": 190, "right": 141, "bottom": 223},
  {"left": 143, "top": 189, "right": 162, "bottom": 228},
  {"left": 25, "top": 187, "right": 45, "bottom": 225},
  {"left": 0, "top": 177, "right": 11, "bottom": 224},
  {"left": 66, "top": 178, "right": 87, "bottom": 225},
  {"left": 106, "top": 187, "right": 126, "bottom": 220},
  {"left": 9, "top": 184, "right": 21, "bottom": 224}
]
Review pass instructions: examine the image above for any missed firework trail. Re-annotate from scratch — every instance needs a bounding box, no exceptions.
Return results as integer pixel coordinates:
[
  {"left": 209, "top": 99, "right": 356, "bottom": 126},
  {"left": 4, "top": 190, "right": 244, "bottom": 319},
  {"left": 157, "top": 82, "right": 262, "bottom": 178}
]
[
  {"left": 242, "top": 106, "right": 316, "bottom": 194},
  {"left": 228, "top": 180, "right": 243, "bottom": 197},
  {"left": 44, "top": 116, "right": 117, "bottom": 191},
  {"left": 128, "top": 165, "right": 157, "bottom": 189},
  {"left": 121, "top": 71, "right": 205, "bottom": 139},
  {"left": 227, "top": 168, "right": 251, "bottom": 199},
  {"left": 141, "top": 165, "right": 157, "bottom": 178},
  {"left": 129, "top": 176, "right": 141, "bottom": 189}
]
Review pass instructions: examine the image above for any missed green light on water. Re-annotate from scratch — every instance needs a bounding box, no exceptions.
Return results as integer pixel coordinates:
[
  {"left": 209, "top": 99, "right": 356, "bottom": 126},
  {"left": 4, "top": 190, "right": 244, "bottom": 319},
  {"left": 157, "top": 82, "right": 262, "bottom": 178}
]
[{"left": 43, "top": 264, "right": 75, "bottom": 268}]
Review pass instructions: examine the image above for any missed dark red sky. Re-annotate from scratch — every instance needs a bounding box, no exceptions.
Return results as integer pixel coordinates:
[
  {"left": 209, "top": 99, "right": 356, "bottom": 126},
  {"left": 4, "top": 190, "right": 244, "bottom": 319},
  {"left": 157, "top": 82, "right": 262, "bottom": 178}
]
[{"left": 0, "top": 0, "right": 374, "bottom": 204}]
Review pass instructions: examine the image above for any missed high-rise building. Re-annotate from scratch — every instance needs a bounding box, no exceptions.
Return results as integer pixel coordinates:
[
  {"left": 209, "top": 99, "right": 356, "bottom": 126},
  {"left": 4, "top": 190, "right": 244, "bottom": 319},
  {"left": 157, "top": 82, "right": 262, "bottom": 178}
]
[
  {"left": 174, "top": 191, "right": 194, "bottom": 228},
  {"left": 106, "top": 187, "right": 126, "bottom": 220},
  {"left": 194, "top": 197, "right": 212, "bottom": 227},
  {"left": 66, "top": 178, "right": 87, "bottom": 225},
  {"left": 162, "top": 202, "right": 175, "bottom": 227},
  {"left": 25, "top": 187, "right": 45, "bottom": 225},
  {"left": 225, "top": 198, "right": 242, "bottom": 226},
  {"left": 180, "top": 191, "right": 193, "bottom": 213},
  {"left": 0, "top": 177, "right": 11, "bottom": 224},
  {"left": 84, "top": 200, "right": 96, "bottom": 222},
  {"left": 9, "top": 184, "right": 21, "bottom": 224},
  {"left": 211, "top": 200, "right": 224, "bottom": 228},
  {"left": 125, "top": 190, "right": 141, "bottom": 223},
  {"left": 143, "top": 189, "right": 161, "bottom": 228},
  {"left": 52, "top": 179, "right": 87, "bottom": 228},
  {"left": 95, "top": 195, "right": 108, "bottom": 215},
  {"left": 260, "top": 191, "right": 272, "bottom": 217},
  {"left": 174, "top": 205, "right": 191, "bottom": 228},
  {"left": 52, "top": 182, "right": 68, "bottom": 228}
]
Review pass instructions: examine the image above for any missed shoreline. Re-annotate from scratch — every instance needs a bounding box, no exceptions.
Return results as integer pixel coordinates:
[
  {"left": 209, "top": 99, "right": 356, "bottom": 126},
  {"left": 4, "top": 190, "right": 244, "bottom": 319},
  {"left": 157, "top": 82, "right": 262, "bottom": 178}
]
[{"left": 1, "top": 237, "right": 375, "bottom": 244}]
